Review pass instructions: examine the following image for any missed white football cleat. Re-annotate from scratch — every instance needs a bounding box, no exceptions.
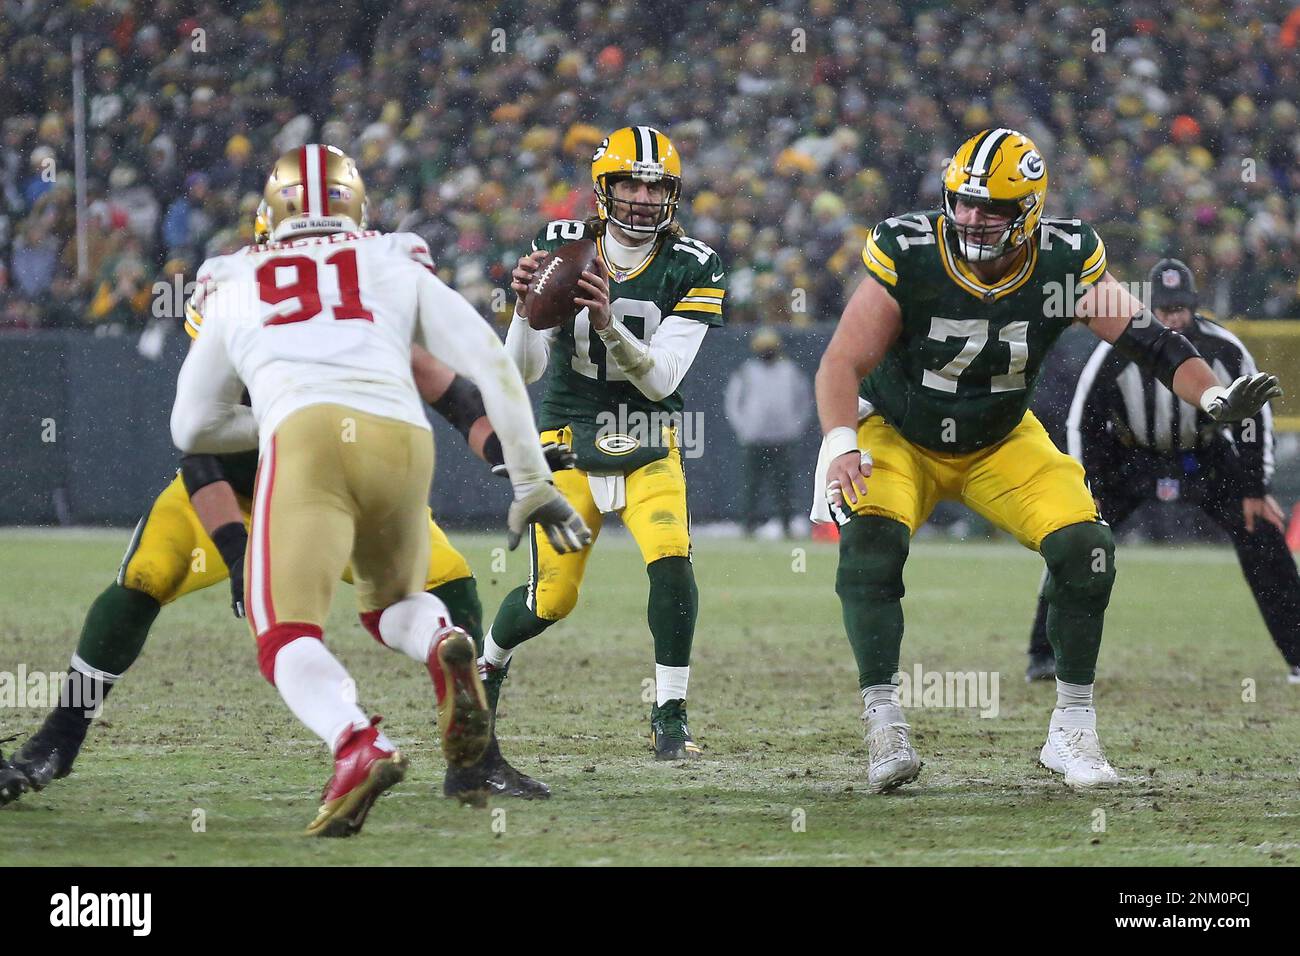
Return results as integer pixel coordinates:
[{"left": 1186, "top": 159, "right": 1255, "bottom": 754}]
[
  {"left": 1287, "top": 665, "right": 1300, "bottom": 685},
  {"left": 863, "top": 704, "right": 922, "bottom": 793},
  {"left": 1039, "top": 707, "right": 1119, "bottom": 789}
]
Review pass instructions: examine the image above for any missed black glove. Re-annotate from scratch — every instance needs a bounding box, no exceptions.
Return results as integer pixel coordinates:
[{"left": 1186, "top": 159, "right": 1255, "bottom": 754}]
[
  {"left": 210, "top": 522, "right": 249, "bottom": 619},
  {"left": 491, "top": 441, "right": 577, "bottom": 479},
  {"left": 1202, "top": 372, "right": 1283, "bottom": 422}
]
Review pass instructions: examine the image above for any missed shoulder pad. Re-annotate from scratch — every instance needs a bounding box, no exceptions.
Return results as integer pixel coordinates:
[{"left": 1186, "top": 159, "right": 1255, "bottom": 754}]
[
  {"left": 863, "top": 211, "right": 939, "bottom": 287},
  {"left": 386, "top": 231, "right": 437, "bottom": 273},
  {"left": 1038, "top": 218, "right": 1107, "bottom": 287}
]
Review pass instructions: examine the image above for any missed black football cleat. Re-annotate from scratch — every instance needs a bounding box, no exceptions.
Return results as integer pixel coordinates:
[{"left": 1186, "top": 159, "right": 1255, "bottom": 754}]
[
  {"left": 650, "top": 699, "right": 702, "bottom": 761},
  {"left": 443, "top": 734, "right": 551, "bottom": 802},
  {"left": 0, "top": 741, "right": 32, "bottom": 806},
  {"left": 2, "top": 717, "right": 86, "bottom": 798},
  {"left": 1025, "top": 649, "right": 1057, "bottom": 683}
]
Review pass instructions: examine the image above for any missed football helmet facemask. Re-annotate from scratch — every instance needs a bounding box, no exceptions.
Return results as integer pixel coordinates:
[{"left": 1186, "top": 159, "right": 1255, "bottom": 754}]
[
  {"left": 941, "top": 128, "right": 1047, "bottom": 262},
  {"left": 262, "top": 143, "right": 368, "bottom": 242},
  {"left": 592, "top": 126, "right": 682, "bottom": 236}
]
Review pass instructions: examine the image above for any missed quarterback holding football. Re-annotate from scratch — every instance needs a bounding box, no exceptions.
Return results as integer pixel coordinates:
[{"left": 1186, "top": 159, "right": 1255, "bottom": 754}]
[{"left": 461, "top": 126, "right": 727, "bottom": 794}]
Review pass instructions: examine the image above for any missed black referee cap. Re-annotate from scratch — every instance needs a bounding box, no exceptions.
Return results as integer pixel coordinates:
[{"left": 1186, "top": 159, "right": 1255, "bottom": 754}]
[{"left": 1148, "top": 258, "right": 1198, "bottom": 311}]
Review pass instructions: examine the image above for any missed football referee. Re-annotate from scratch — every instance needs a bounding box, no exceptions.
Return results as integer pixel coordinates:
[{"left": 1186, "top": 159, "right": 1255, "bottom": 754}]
[{"left": 1026, "top": 258, "right": 1300, "bottom": 682}]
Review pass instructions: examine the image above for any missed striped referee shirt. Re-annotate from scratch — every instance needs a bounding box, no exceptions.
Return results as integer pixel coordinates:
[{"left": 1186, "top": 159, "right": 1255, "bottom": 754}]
[{"left": 1066, "top": 315, "right": 1275, "bottom": 495}]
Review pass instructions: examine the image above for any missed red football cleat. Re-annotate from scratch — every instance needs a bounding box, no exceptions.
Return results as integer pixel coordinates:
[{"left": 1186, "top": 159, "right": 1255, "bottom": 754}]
[
  {"left": 305, "top": 716, "right": 408, "bottom": 838},
  {"left": 427, "top": 627, "right": 491, "bottom": 767}
]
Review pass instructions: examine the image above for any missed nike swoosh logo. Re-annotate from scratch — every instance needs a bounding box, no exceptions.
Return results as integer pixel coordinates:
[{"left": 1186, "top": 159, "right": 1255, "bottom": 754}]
[{"left": 711, "top": 272, "right": 724, "bottom": 282}]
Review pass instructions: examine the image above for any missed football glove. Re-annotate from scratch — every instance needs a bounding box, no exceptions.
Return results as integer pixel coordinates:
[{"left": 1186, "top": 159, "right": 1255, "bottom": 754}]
[
  {"left": 1201, "top": 372, "right": 1283, "bottom": 422},
  {"left": 491, "top": 441, "right": 577, "bottom": 479},
  {"left": 506, "top": 483, "right": 592, "bottom": 554}
]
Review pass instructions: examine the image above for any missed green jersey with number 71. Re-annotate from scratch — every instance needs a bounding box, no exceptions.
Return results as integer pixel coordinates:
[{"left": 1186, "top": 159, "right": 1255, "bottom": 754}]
[
  {"left": 530, "top": 218, "right": 727, "bottom": 431},
  {"left": 860, "top": 209, "right": 1106, "bottom": 453}
]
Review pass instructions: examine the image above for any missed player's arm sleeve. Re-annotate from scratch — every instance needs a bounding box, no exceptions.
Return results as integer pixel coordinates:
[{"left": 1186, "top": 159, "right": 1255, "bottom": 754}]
[
  {"left": 170, "top": 316, "right": 258, "bottom": 453},
  {"left": 1229, "top": 341, "right": 1274, "bottom": 495},
  {"left": 596, "top": 314, "right": 709, "bottom": 402},
  {"left": 504, "top": 314, "right": 558, "bottom": 384},
  {"left": 415, "top": 270, "right": 550, "bottom": 491},
  {"left": 503, "top": 225, "right": 563, "bottom": 382},
  {"left": 595, "top": 252, "right": 725, "bottom": 402}
]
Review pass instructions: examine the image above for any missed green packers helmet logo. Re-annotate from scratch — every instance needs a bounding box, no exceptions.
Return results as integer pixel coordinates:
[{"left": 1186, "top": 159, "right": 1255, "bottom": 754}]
[
  {"left": 1018, "top": 150, "right": 1045, "bottom": 180},
  {"left": 592, "top": 139, "right": 608, "bottom": 162},
  {"left": 595, "top": 433, "right": 639, "bottom": 456}
]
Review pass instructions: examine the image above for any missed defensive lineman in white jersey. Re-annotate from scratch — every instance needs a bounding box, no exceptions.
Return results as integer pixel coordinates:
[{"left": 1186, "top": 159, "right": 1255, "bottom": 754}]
[{"left": 170, "top": 144, "right": 591, "bottom": 836}]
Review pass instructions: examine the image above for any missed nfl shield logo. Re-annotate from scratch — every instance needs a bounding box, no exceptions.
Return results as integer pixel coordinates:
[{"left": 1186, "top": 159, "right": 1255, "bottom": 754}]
[{"left": 1156, "top": 478, "right": 1180, "bottom": 502}]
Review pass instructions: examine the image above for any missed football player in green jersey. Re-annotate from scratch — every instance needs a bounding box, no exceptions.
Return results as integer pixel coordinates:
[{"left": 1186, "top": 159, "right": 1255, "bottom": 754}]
[
  {"left": 451, "top": 126, "right": 726, "bottom": 795},
  {"left": 814, "top": 128, "right": 1281, "bottom": 791}
]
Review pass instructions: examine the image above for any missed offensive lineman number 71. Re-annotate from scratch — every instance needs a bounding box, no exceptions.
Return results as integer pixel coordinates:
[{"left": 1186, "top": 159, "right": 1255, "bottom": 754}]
[{"left": 256, "top": 249, "right": 374, "bottom": 325}]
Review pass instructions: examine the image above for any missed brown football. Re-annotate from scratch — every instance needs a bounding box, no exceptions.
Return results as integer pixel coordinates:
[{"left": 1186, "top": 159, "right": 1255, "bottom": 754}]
[{"left": 523, "top": 238, "right": 599, "bottom": 330}]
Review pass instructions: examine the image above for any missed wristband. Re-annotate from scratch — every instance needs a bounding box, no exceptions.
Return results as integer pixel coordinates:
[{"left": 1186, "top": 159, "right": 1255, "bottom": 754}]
[
  {"left": 1199, "top": 385, "right": 1227, "bottom": 415},
  {"left": 823, "top": 426, "right": 860, "bottom": 462}
]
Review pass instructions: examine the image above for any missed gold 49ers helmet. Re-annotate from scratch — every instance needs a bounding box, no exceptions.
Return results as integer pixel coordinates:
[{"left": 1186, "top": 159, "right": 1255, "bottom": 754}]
[
  {"left": 941, "top": 128, "right": 1047, "bottom": 261},
  {"left": 262, "top": 143, "right": 368, "bottom": 242},
  {"left": 592, "top": 126, "right": 682, "bottom": 235}
]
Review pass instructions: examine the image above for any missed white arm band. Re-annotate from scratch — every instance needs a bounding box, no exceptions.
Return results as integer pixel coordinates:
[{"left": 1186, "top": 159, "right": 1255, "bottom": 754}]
[
  {"left": 822, "top": 425, "right": 860, "bottom": 461},
  {"left": 1198, "top": 384, "right": 1228, "bottom": 414}
]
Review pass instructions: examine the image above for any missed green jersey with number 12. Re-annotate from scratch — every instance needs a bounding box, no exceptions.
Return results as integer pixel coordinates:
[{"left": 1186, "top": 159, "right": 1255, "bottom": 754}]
[
  {"left": 860, "top": 210, "right": 1107, "bottom": 453},
  {"left": 530, "top": 219, "right": 726, "bottom": 431}
]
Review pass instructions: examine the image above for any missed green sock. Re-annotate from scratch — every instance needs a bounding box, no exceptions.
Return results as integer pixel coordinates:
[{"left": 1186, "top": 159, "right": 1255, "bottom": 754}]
[
  {"left": 75, "top": 583, "right": 162, "bottom": 677},
  {"left": 489, "top": 585, "right": 553, "bottom": 650},
  {"left": 647, "top": 556, "right": 697, "bottom": 666},
  {"left": 835, "top": 515, "right": 910, "bottom": 689},
  {"left": 1040, "top": 523, "right": 1115, "bottom": 686},
  {"left": 430, "top": 577, "right": 483, "bottom": 647}
]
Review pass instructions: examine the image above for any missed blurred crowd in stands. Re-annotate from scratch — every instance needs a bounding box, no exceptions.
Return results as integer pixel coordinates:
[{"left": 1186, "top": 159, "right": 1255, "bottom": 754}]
[{"left": 2, "top": 0, "right": 1299, "bottom": 333}]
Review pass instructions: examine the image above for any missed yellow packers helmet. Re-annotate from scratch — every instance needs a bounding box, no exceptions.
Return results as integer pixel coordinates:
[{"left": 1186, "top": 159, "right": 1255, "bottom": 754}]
[
  {"left": 591, "top": 126, "right": 682, "bottom": 235},
  {"left": 261, "top": 143, "right": 368, "bottom": 242},
  {"left": 941, "top": 128, "right": 1047, "bottom": 261}
]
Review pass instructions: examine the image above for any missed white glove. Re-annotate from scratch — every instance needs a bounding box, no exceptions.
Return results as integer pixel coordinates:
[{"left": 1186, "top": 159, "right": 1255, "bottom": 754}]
[{"left": 506, "top": 483, "right": 593, "bottom": 554}]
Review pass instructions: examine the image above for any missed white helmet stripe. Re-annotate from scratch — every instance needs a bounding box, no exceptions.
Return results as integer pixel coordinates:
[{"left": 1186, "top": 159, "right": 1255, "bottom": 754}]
[
  {"left": 302, "top": 144, "right": 325, "bottom": 216},
  {"left": 970, "top": 127, "right": 1014, "bottom": 178},
  {"left": 637, "top": 126, "right": 654, "bottom": 164}
]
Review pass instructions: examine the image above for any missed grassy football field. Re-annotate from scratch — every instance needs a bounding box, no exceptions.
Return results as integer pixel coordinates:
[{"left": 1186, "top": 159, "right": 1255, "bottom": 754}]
[{"left": 1, "top": 528, "right": 1297, "bottom": 867}]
